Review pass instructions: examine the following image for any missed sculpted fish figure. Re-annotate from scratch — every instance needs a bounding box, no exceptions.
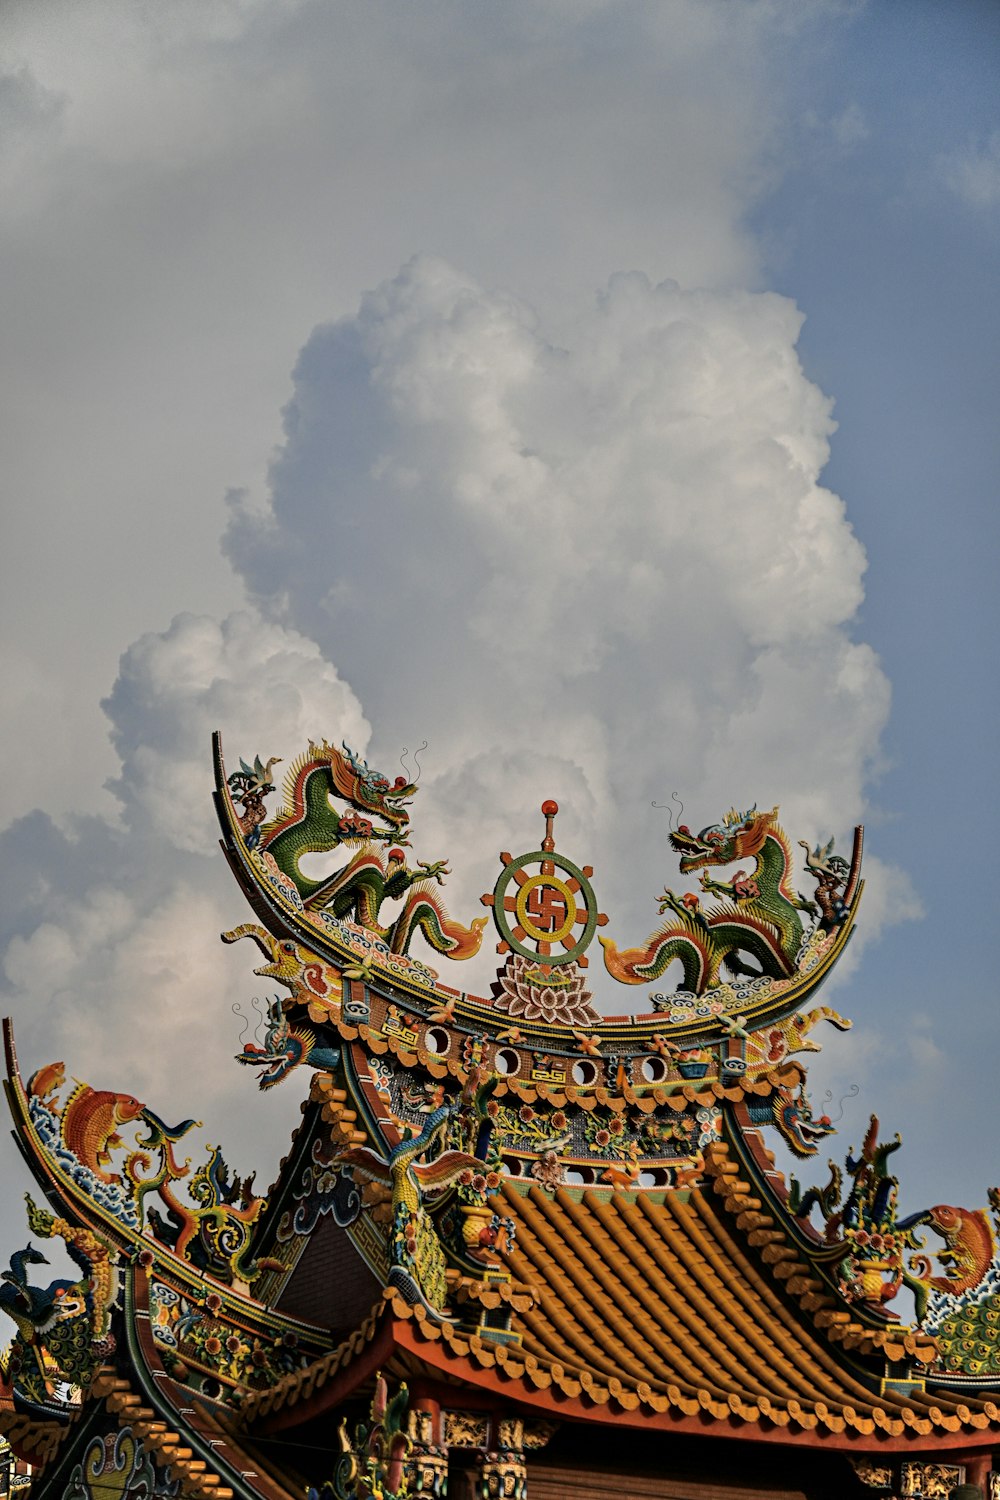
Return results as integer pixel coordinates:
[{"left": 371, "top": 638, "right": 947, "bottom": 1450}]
[{"left": 60, "top": 1082, "right": 146, "bottom": 1185}]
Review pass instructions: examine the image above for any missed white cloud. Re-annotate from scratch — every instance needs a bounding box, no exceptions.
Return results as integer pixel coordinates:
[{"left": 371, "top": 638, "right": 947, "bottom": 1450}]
[
  {"left": 1, "top": 866, "right": 305, "bottom": 1194},
  {"left": 224, "top": 256, "right": 895, "bottom": 991},
  {"left": 831, "top": 101, "right": 869, "bottom": 150},
  {"left": 938, "top": 131, "right": 1000, "bottom": 211},
  {"left": 0, "top": 608, "right": 360, "bottom": 1210},
  {"left": 102, "top": 610, "right": 369, "bottom": 855},
  {"left": 4, "top": 889, "right": 133, "bottom": 998},
  {"left": 1, "top": 0, "right": 843, "bottom": 843}
]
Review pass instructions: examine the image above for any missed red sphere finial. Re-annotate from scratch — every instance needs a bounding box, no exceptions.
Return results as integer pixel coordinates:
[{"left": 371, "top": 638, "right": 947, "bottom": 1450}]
[{"left": 540, "top": 799, "right": 558, "bottom": 853}]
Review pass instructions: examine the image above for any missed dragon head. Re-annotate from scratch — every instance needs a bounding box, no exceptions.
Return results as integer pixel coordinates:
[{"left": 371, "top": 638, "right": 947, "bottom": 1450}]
[
  {"left": 330, "top": 742, "right": 416, "bottom": 834},
  {"left": 774, "top": 1098, "right": 836, "bottom": 1157},
  {"left": 237, "top": 1005, "right": 315, "bottom": 1091},
  {"left": 748, "top": 1062, "right": 835, "bottom": 1157},
  {"left": 669, "top": 805, "right": 779, "bottom": 873}
]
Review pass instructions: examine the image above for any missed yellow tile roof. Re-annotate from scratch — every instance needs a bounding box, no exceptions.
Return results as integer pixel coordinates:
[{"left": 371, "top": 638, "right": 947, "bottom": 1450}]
[{"left": 243, "top": 1172, "right": 1000, "bottom": 1449}]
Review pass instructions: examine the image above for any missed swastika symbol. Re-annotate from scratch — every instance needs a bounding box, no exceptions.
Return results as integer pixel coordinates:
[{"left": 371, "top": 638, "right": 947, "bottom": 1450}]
[{"left": 526, "top": 883, "right": 568, "bottom": 932}]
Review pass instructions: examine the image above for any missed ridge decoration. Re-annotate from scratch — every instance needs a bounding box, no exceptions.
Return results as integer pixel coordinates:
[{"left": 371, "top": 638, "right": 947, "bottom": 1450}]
[
  {"left": 790, "top": 1116, "right": 930, "bottom": 1310},
  {"left": 239, "top": 739, "right": 487, "bottom": 960},
  {"left": 65, "top": 1427, "right": 180, "bottom": 1500},
  {"left": 601, "top": 805, "right": 851, "bottom": 993},
  {"left": 235, "top": 996, "right": 342, "bottom": 1090},
  {"left": 208, "top": 733, "right": 873, "bottom": 1337},
  {"left": 17, "top": 1054, "right": 271, "bottom": 1287},
  {"left": 319, "top": 1372, "right": 413, "bottom": 1500},
  {"left": 917, "top": 1191, "right": 1000, "bottom": 1377},
  {"left": 337, "top": 1070, "right": 502, "bottom": 1316},
  {"left": 0, "top": 1195, "right": 116, "bottom": 1408},
  {"left": 215, "top": 731, "right": 864, "bottom": 1036},
  {"left": 789, "top": 1116, "right": 1000, "bottom": 1378},
  {"left": 9, "top": 719, "right": 1000, "bottom": 1497},
  {"left": 482, "top": 800, "right": 607, "bottom": 969},
  {"left": 213, "top": 733, "right": 867, "bottom": 1221}
]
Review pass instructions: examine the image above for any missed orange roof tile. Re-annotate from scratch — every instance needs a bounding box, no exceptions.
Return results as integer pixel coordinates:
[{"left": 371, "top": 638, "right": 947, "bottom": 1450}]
[{"left": 242, "top": 1179, "right": 1000, "bottom": 1452}]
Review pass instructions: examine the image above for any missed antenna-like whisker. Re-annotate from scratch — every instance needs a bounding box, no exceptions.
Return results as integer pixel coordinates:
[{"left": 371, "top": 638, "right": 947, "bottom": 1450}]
[{"left": 651, "top": 792, "right": 684, "bottom": 831}]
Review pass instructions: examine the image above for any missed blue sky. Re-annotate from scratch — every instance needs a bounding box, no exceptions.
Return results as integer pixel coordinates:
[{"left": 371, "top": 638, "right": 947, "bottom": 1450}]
[
  {"left": 747, "top": 1, "right": 1000, "bottom": 1205},
  {"left": 1, "top": 1, "right": 997, "bottom": 1257}
]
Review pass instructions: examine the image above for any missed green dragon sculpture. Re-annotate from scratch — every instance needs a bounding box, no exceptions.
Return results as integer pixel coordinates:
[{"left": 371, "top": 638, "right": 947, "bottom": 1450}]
[
  {"left": 304, "top": 845, "right": 487, "bottom": 958},
  {"left": 241, "top": 741, "right": 486, "bottom": 959},
  {"left": 255, "top": 741, "right": 417, "bottom": 899},
  {"left": 601, "top": 805, "right": 824, "bottom": 993}
]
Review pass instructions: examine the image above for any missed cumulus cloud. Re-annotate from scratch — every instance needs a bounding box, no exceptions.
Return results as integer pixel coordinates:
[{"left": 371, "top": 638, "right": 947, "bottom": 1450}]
[
  {"left": 1, "top": 0, "right": 843, "bottom": 844},
  {"left": 0, "top": 249, "right": 931, "bottom": 1261},
  {"left": 103, "top": 610, "right": 369, "bottom": 854},
  {"left": 0, "top": 254, "right": 915, "bottom": 1206},
  {"left": 229, "top": 257, "right": 868, "bottom": 703},
  {"left": 0, "top": 609, "right": 373, "bottom": 1221},
  {"left": 225, "top": 256, "right": 899, "bottom": 988}
]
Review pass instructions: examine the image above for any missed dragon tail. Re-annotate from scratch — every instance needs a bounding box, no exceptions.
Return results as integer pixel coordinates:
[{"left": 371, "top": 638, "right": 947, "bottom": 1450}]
[
  {"left": 391, "top": 888, "right": 487, "bottom": 959},
  {"left": 599, "top": 922, "right": 712, "bottom": 990}
]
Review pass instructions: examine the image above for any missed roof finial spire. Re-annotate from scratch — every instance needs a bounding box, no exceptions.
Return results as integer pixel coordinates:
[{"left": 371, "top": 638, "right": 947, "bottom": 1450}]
[{"left": 540, "top": 799, "right": 558, "bottom": 853}]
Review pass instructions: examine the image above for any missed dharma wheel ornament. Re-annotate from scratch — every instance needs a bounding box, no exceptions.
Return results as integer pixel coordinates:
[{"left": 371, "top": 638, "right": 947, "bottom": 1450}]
[{"left": 481, "top": 800, "right": 608, "bottom": 968}]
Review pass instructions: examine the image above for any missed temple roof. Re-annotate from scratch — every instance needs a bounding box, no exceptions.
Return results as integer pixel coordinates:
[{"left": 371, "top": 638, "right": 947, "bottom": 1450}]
[
  {"left": 4, "top": 729, "right": 1000, "bottom": 1499},
  {"left": 242, "top": 1164, "right": 1000, "bottom": 1452}
]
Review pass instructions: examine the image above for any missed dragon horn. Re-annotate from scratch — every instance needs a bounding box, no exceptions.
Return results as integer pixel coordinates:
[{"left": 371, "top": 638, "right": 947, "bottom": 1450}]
[{"left": 341, "top": 742, "right": 366, "bottom": 773}]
